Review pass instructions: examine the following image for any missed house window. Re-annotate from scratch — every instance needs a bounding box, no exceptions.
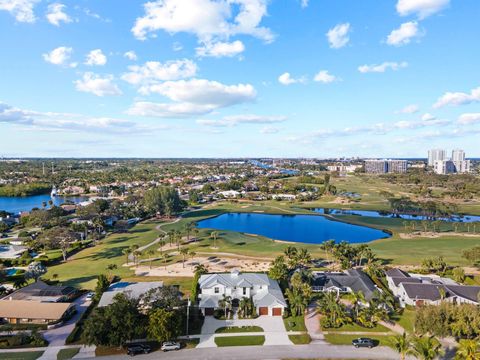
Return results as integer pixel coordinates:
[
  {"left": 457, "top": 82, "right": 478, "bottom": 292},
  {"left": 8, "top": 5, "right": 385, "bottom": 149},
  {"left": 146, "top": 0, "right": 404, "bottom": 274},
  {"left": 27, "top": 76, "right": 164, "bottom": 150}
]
[
  {"left": 214, "top": 287, "right": 219, "bottom": 294},
  {"left": 243, "top": 287, "right": 247, "bottom": 295}
]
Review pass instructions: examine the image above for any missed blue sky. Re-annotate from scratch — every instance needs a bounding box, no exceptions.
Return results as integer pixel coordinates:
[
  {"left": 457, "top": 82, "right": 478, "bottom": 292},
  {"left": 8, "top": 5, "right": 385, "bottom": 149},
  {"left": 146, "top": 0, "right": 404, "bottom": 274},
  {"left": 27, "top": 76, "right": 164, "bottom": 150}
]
[{"left": 0, "top": 0, "right": 479, "bottom": 158}]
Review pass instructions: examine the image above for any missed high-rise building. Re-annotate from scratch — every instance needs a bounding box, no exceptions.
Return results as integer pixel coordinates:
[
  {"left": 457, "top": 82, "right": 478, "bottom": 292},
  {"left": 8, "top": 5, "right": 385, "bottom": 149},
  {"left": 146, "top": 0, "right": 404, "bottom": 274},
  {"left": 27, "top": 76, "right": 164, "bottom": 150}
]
[
  {"left": 451, "top": 149, "right": 465, "bottom": 162},
  {"left": 434, "top": 160, "right": 456, "bottom": 175},
  {"left": 365, "top": 159, "right": 407, "bottom": 174},
  {"left": 428, "top": 149, "right": 446, "bottom": 167}
]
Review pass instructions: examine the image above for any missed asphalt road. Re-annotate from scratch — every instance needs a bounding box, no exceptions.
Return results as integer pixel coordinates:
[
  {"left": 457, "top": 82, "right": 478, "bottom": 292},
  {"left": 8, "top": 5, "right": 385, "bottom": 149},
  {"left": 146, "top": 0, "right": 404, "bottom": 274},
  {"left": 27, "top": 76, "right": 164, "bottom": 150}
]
[{"left": 83, "top": 344, "right": 413, "bottom": 360}]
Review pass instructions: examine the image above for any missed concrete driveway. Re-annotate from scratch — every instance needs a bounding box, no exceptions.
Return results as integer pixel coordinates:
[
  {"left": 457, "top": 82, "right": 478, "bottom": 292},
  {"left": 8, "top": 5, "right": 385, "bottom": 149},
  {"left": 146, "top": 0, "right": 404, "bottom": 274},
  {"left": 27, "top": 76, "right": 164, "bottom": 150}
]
[
  {"left": 197, "top": 316, "right": 292, "bottom": 348},
  {"left": 39, "top": 294, "right": 92, "bottom": 359}
]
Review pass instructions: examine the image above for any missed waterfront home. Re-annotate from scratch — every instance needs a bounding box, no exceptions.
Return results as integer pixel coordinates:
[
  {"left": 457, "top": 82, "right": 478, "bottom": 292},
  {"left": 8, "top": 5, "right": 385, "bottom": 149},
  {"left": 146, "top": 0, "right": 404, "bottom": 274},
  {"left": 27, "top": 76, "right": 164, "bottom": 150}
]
[
  {"left": 218, "top": 190, "right": 242, "bottom": 198},
  {"left": 386, "top": 268, "right": 480, "bottom": 307},
  {"left": 0, "top": 300, "right": 75, "bottom": 325},
  {"left": 98, "top": 281, "right": 163, "bottom": 307},
  {"left": 312, "top": 269, "right": 379, "bottom": 301},
  {"left": 198, "top": 270, "right": 287, "bottom": 316},
  {"left": 2, "top": 280, "right": 77, "bottom": 303}
]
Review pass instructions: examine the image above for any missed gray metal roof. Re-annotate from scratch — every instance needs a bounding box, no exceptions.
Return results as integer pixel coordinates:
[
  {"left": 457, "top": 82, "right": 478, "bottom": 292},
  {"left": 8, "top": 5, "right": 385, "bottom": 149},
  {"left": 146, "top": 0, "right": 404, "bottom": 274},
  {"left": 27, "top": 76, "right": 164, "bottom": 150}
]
[
  {"left": 199, "top": 272, "right": 270, "bottom": 289},
  {"left": 98, "top": 281, "right": 163, "bottom": 307}
]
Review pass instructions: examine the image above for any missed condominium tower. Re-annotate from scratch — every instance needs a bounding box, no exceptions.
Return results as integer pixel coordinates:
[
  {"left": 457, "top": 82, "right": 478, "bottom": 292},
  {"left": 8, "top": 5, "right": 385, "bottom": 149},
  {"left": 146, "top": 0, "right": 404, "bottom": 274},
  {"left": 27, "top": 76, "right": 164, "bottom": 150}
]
[{"left": 428, "top": 149, "right": 446, "bottom": 167}]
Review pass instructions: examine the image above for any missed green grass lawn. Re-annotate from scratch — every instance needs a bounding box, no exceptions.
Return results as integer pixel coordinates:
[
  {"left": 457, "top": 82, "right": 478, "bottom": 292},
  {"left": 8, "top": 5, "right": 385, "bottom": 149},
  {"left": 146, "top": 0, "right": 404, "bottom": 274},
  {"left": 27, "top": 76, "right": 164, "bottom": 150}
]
[
  {"left": 182, "top": 338, "right": 200, "bottom": 349},
  {"left": 45, "top": 221, "right": 163, "bottom": 289},
  {"left": 57, "top": 347, "right": 80, "bottom": 360},
  {"left": 283, "top": 315, "right": 307, "bottom": 332},
  {"left": 324, "top": 333, "right": 396, "bottom": 349},
  {"left": 288, "top": 334, "right": 311, "bottom": 344},
  {"left": 214, "top": 335, "right": 265, "bottom": 347},
  {"left": 0, "top": 352, "right": 44, "bottom": 360},
  {"left": 323, "top": 323, "right": 391, "bottom": 333},
  {"left": 393, "top": 307, "right": 416, "bottom": 334},
  {"left": 215, "top": 326, "right": 263, "bottom": 333}
]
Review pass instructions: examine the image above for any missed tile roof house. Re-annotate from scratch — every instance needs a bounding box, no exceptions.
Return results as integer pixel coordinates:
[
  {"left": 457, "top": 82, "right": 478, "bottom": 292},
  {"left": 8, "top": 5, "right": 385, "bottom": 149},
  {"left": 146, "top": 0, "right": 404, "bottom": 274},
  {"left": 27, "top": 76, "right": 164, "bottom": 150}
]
[
  {"left": 98, "top": 281, "right": 163, "bottom": 307},
  {"left": 198, "top": 270, "right": 287, "bottom": 316},
  {"left": 386, "top": 268, "right": 480, "bottom": 307},
  {"left": 312, "top": 269, "right": 379, "bottom": 301},
  {"left": 3, "top": 280, "right": 77, "bottom": 302},
  {"left": 0, "top": 300, "right": 75, "bottom": 325}
]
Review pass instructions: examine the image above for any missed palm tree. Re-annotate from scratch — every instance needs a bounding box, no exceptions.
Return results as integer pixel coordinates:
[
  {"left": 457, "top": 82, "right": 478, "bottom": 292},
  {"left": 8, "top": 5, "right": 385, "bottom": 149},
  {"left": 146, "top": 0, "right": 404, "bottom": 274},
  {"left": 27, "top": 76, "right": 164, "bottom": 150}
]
[
  {"left": 286, "top": 287, "right": 307, "bottom": 316},
  {"left": 393, "top": 332, "right": 411, "bottom": 360},
  {"left": 133, "top": 250, "right": 142, "bottom": 266},
  {"left": 218, "top": 294, "right": 232, "bottom": 318},
  {"left": 180, "top": 247, "right": 189, "bottom": 268},
  {"left": 455, "top": 339, "right": 480, "bottom": 360},
  {"left": 174, "top": 230, "right": 181, "bottom": 251},
  {"left": 184, "top": 222, "right": 194, "bottom": 242},
  {"left": 167, "top": 230, "right": 175, "bottom": 246},
  {"left": 321, "top": 239, "right": 336, "bottom": 264},
  {"left": 194, "top": 263, "right": 208, "bottom": 277},
  {"left": 351, "top": 291, "right": 366, "bottom": 319},
  {"left": 189, "top": 250, "right": 196, "bottom": 268},
  {"left": 192, "top": 228, "right": 200, "bottom": 242},
  {"left": 409, "top": 335, "right": 444, "bottom": 360},
  {"left": 122, "top": 248, "right": 131, "bottom": 265},
  {"left": 296, "top": 248, "right": 311, "bottom": 267},
  {"left": 158, "top": 238, "right": 166, "bottom": 255},
  {"left": 146, "top": 249, "right": 155, "bottom": 269},
  {"left": 210, "top": 231, "right": 219, "bottom": 248}
]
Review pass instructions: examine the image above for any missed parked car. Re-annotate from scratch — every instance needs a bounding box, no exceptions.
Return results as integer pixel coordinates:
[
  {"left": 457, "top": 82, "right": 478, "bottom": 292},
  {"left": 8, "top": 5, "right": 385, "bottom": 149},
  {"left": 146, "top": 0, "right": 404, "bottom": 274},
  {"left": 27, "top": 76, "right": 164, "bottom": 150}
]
[
  {"left": 126, "top": 343, "right": 151, "bottom": 356},
  {"left": 352, "top": 338, "right": 375, "bottom": 348},
  {"left": 161, "top": 341, "right": 181, "bottom": 352}
]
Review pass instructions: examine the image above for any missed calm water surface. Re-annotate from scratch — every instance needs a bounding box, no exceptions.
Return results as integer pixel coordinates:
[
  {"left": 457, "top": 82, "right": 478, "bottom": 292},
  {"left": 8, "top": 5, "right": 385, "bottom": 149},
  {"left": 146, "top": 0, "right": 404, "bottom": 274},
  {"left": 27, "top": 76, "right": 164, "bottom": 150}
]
[
  {"left": 197, "top": 212, "right": 391, "bottom": 244},
  {"left": 0, "top": 194, "right": 87, "bottom": 214},
  {"left": 312, "top": 208, "right": 480, "bottom": 223}
]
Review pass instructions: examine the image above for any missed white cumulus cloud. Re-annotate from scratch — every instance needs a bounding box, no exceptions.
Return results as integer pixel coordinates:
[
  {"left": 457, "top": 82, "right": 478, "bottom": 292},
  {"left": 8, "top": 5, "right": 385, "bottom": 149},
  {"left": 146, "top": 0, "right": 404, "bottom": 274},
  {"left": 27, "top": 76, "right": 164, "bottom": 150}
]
[
  {"left": 396, "top": 0, "right": 450, "bottom": 19},
  {"left": 85, "top": 49, "right": 107, "bottom": 66},
  {"left": 124, "top": 51, "right": 138, "bottom": 61},
  {"left": 75, "top": 73, "right": 122, "bottom": 97},
  {"left": 122, "top": 59, "right": 197, "bottom": 90},
  {"left": 0, "top": 0, "right": 39, "bottom": 23},
  {"left": 197, "top": 114, "right": 286, "bottom": 127},
  {"left": 196, "top": 40, "right": 245, "bottom": 58},
  {"left": 132, "top": 0, "right": 273, "bottom": 44},
  {"left": 326, "top": 23, "right": 350, "bottom": 49},
  {"left": 387, "top": 21, "right": 420, "bottom": 46},
  {"left": 278, "top": 72, "right": 305, "bottom": 85},
  {"left": 433, "top": 87, "right": 480, "bottom": 108},
  {"left": 313, "top": 70, "right": 338, "bottom": 84},
  {"left": 358, "top": 61, "right": 408, "bottom": 73},
  {"left": 127, "top": 79, "right": 256, "bottom": 117},
  {"left": 43, "top": 46, "right": 74, "bottom": 66},
  {"left": 46, "top": 3, "right": 72, "bottom": 26}
]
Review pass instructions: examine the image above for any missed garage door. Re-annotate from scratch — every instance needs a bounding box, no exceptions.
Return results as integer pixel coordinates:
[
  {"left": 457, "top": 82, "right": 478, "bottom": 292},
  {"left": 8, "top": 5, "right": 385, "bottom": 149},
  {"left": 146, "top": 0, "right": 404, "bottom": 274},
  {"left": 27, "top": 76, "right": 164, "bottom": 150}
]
[
  {"left": 259, "top": 307, "right": 268, "bottom": 316},
  {"left": 272, "top": 308, "right": 282, "bottom": 316},
  {"left": 205, "top": 308, "right": 214, "bottom": 316}
]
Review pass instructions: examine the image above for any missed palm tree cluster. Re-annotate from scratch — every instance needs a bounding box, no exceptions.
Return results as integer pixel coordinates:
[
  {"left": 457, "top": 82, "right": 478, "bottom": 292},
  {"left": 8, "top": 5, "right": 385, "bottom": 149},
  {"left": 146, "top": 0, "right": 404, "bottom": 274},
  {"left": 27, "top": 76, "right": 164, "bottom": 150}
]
[
  {"left": 393, "top": 333, "right": 445, "bottom": 360},
  {"left": 238, "top": 297, "right": 255, "bottom": 318},
  {"left": 321, "top": 241, "right": 379, "bottom": 271}
]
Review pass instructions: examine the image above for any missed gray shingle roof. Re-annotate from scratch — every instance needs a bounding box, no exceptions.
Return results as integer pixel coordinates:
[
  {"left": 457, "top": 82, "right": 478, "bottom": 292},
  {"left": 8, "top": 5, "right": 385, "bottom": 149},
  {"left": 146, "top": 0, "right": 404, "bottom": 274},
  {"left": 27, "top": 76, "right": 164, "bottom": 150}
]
[{"left": 313, "top": 270, "right": 377, "bottom": 301}]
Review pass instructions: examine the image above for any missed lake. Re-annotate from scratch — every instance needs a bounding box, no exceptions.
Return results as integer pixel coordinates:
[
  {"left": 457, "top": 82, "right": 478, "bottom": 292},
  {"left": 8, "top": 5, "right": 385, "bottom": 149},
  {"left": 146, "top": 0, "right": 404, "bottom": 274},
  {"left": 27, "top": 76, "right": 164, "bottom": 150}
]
[
  {"left": 196, "top": 212, "right": 391, "bottom": 244},
  {"left": 312, "top": 208, "right": 480, "bottom": 223},
  {"left": 0, "top": 194, "right": 88, "bottom": 214}
]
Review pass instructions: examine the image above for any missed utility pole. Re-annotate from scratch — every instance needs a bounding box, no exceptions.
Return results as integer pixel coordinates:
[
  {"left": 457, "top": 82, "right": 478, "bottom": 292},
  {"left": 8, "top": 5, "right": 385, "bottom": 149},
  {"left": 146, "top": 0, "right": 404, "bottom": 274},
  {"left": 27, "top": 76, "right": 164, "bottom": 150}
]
[{"left": 186, "top": 299, "right": 191, "bottom": 337}]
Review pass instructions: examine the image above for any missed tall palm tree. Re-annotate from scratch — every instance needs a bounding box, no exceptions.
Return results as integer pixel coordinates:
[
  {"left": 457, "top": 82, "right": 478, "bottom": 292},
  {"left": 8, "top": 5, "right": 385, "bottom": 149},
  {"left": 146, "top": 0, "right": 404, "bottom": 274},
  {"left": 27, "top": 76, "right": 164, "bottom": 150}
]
[
  {"left": 146, "top": 249, "right": 155, "bottom": 269},
  {"left": 455, "top": 339, "right": 480, "bottom": 360},
  {"left": 184, "top": 222, "right": 194, "bottom": 242},
  {"left": 133, "top": 250, "right": 142, "bottom": 266},
  {"left": 210, "top": 231, "right": 219, "bottom": 248},
  {"left": 296, "top": 248, "right": 311, "bottom": 267},
  {"left": 180, "top": 247, "right": 189, "bottom": 268},
  {"left": 192, "top": 228, "right": 200, "bottom": 242},
  {"left": 189, "top": 250, "right": 196, "bottom": 268},
  {"left": 409, "top": 335, "right": 444, "bottom": 360},
  {"left": 158, "top": 239, "right": 166, "bottom": 255},
  {"left": 351, "top": 291, "right": 366, "bottom": 319},
  {"left": 122, "top": 248, "right": 131, "bottom": 265},
  {"left": 393, "top": 332, "right": 410, "bottom": 360}
]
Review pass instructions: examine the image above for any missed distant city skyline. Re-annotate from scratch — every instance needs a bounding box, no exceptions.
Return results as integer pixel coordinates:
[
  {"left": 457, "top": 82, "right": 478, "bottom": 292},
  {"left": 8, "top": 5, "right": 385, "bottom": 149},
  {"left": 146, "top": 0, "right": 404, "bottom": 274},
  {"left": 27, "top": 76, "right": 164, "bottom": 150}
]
[{"left": 1, "top": 0, "right": 480, "bottom": 158}]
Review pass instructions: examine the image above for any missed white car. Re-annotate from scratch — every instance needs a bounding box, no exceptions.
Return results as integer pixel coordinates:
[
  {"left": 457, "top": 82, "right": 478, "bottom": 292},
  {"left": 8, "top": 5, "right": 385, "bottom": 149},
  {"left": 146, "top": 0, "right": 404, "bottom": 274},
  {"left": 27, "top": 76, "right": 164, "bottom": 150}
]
[{"left": 161, "top": 341, "right": 181, "bottom": 352}]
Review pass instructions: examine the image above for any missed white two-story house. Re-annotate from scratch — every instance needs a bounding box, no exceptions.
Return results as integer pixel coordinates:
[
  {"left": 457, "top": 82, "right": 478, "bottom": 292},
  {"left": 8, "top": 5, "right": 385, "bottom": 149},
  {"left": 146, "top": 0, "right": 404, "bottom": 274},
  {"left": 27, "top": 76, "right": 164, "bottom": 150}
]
[{"left": 198, "top": 270, "right": 287, "bottom": 316}]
